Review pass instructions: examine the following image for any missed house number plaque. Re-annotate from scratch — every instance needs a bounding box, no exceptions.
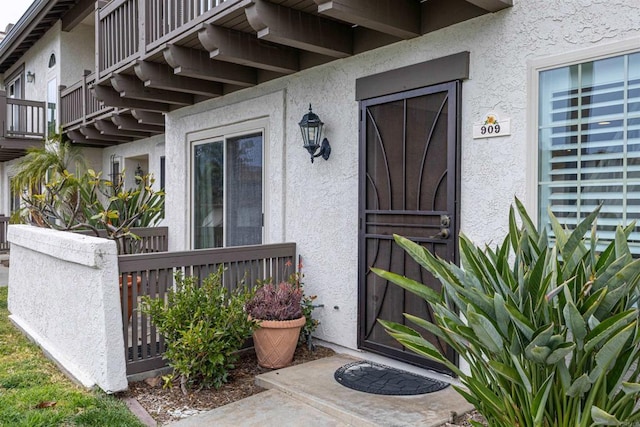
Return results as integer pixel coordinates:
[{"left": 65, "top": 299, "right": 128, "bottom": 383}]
[{"left": 472, "top": 112, "right": 511, "bottom": 139}]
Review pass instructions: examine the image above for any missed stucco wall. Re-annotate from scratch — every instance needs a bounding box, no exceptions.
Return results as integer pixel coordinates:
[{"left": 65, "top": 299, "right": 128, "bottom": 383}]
[
  {"left": 7, "top": 225, "right": 127, "bottom": 393},
  {"left": 100, "top": 134, "right": 166, "bottom": 190},
  {"left": 60, "top": 22, "right": 95, "bottom": 87},
  {"left": 163, "top": 0, "right": 640, "bottom": 351}
]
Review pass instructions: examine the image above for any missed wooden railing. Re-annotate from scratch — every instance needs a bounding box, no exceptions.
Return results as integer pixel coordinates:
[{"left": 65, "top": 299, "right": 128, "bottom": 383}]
[
  {"left": 118, "top": 242, "right": 296, "bottom": 375},
  {"left": 145, "top": 0, "right": 227, "bottom": 48},
  {"left": 0, "top": 91, "right": 46, "bottom": 140},
  {"left": 75, "top": 226, "right": 169, "bottom": 254},
  {"left": 60, "top": 72, "right": 114, "bottom": 130},
  {"left": 60, "top": 80, "right": 83, "bottom": 128},
  {"left": 98, "top": 0, "right": 139, "bottom": 76},
  {"left": 97, "top": 0, "right": 235, "bottom": 78},
  {"left": 0, "top": 216, "right": 9, "bottom": 252}
]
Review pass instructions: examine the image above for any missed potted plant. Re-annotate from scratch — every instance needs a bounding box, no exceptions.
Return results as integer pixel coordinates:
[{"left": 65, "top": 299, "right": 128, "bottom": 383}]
[{"left": 245, "top": 264, "right": 306, "bottom": 369}]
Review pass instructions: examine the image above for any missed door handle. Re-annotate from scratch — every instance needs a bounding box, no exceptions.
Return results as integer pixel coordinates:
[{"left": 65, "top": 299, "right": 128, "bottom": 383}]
[{"left": 431, "top": 228, "right": 450, "bottom": 239}]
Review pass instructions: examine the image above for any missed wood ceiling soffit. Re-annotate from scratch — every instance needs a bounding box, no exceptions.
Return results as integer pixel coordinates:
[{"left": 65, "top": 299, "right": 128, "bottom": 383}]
[
  {"left": 110, "top": 74, "right": 194, "bottom": 106},
  {"left": 420, "top": 0, "right": 486, "bottom": 34},
  {"left": 93, "top": 85, "right": 171, "bottom": 113},
  {"left": 314, "top": 0, "right": 420, "bottom": 39},
  {"left": 61, "top": 0, "right": 95, "bottom": 32},
  {"left": 465, "top": 0, "right": 513, "bottom": 12},
  {"left": 131, "top": 110, "right": 165, "bottom": 126},
  {"left": 94, "top": 119, "right": 152, "bottom": 139},
  {"left": 79, "top": 125, "right": 132, "bottom": 143},
  {"left": 198, "top": 24, "right": 299, "bottom": 74},
  {"left": 134, "top": 61, "right": 223, "bottom": 97},
  {"left": 245, "top": 0, "right": 352, "bottom": 58},
  {"left": 112, "top": 115, "right": 165, "bottom": 134},
  {"left": 163, "top": 45, "right": 257, "bottom": 87}
]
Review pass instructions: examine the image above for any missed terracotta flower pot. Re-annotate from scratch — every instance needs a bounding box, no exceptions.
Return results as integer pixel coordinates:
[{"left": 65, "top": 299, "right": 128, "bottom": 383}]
[
  {"left": 252, "top": 316, "right": 305, "bottom": 369},
  {"left": 119, "top": 275, "right": 142, "bottom": 320}
]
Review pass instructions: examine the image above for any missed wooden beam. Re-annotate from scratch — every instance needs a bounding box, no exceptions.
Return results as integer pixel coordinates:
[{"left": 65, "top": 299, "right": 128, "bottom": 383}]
[
  {"left": 67, "top": 129, "right": 119, "bottom": 147},
  {"left": 314, "top": 0, "right": 420, "bottom": 39},
  {"left": 245, "top": 0, "right": 352, "bottom": 58},
  {"left": 163, "top": 45, "right": 257, "bottom": 87},
  {"left": 0, "top": 138, "right": 42, "bottom": 150},
  {"left": 110, "top": 74, "right": 193, "bottom": 106},
  {"left": 93, "top": 85, "right": 170, "bottom": 113},
  {"left": 94, "top": 119, "right": 152, "bottom": 139},
  {"left": 79, "top": 125, "right": 132, "bottom": 143},
  {"left": 112, "top": 115, "right": 165, "bottom": 134},
  {"left": 465, "top": 0, "right": 512, "bottom": 12},
  {"left": 61, "top": 0, "right": 95, "bottom": 32},
  {"left": 134, "top": 61, "right": 223, "bottom": 97},
  {"left": 198, "top": 25, "right": 299, "bottom": 74},
  {"left": 131, "top": 110, "right": 165, "bottom": 126}
]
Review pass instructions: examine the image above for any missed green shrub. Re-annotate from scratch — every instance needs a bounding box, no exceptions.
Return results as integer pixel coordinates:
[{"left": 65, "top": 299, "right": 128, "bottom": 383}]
[
  {"left": 140, "top": 267, "right": 256, "bottom": 392},
  {"left": 373, "top": 199, "right": 640, "bottom": 426}
]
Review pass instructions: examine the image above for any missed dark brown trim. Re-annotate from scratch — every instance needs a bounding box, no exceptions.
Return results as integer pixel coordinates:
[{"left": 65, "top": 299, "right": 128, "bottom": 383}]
[
  {"left": 61, "top": 0, "right": 95, "bottom": 32},
  {"left": 355, "top": 51, "right": 469, "bottom": 101}
]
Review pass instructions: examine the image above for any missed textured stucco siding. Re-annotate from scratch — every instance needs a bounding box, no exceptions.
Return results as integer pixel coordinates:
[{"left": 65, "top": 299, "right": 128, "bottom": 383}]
[
  {"left": 3, "top": 21, "right": 61, "bottom": 103},
  {"left": 59, "top": 23, "right": 95, "bottom": 87},
  {"left": 100, "top": 134, "right": 166, "bottom": 191},
  {"left": 164, "top": 0, "right": 640, "bottom": 351},
  {"left": 7, "top": 225, "right": 127, "bottom": 393}
]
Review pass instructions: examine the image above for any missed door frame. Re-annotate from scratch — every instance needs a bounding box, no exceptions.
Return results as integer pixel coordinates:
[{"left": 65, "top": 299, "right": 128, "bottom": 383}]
[{"left": 357, "top": 81, "right": 462, "bottom": 372}]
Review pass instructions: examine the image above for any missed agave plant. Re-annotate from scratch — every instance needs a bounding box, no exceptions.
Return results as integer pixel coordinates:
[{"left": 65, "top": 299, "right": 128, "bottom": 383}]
[{"left": 372, "top": 199, "right": 640, "bottom": 426}]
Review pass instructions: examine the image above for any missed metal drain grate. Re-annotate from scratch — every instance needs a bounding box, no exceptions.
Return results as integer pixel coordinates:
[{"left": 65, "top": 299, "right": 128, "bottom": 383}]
[{"left": 334, "top": 361, "right": 449, "bottom": 396}]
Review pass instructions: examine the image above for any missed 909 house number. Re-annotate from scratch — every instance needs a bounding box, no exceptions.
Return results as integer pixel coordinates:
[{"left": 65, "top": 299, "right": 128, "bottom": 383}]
[{"left": 473, "top": 112, "right": 511, "bottom": 139}]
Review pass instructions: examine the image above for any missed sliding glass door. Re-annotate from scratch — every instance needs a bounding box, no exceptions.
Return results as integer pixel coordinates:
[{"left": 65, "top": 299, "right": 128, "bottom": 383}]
[{"left": 193, "top": 132, "right": 263, "bottom": 249}]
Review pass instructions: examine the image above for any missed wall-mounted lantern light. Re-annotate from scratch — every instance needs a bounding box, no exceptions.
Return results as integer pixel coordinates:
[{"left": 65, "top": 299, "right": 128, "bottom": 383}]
[
  {"left": 298, "top": 104, "right": 330, "bottom": 163},
  {"left": 135, "top": 163, "right": 144, "bottom": 177},
  {"left": 26, "top": 71, "right": 35, "bottom": 83}
]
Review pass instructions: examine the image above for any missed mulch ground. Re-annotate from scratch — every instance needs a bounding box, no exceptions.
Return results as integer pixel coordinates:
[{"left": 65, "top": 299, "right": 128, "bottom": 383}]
[{"left": 120, "top": 345, "right": 336, "bottom": 426}]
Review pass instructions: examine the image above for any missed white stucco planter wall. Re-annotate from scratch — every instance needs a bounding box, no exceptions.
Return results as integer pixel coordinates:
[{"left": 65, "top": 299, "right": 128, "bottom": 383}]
[{"left": 7, "top": 225, "right": 127, "bottom": 393}]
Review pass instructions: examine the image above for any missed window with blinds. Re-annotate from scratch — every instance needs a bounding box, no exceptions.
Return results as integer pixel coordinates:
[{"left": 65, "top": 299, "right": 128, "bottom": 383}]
[{"left": 538, "top": 52, "right": 640, "bottom": 254}]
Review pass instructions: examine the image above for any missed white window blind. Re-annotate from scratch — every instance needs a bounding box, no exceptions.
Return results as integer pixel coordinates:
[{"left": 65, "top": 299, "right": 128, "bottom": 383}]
[{"left": 538, "top": 52, "right": 640, "bottom": 254}]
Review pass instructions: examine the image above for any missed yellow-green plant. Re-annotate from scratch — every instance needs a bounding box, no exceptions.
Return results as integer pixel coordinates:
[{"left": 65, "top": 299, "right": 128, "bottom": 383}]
[{"left": 373, "top": 199, "right": 640, "bottom": 426}]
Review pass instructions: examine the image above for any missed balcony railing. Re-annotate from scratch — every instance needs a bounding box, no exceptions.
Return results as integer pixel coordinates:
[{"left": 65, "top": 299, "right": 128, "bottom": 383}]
[
  {"left": 76, "top": 226, "right": 169, "bottom": 255},
  {"left": 60, "top": 71, "right": 114, "bottom": 130},
  {"left": 98, "top": 0, "right": 233, "bottom": 78},
  {"left": 0, "top": 91, "right": 46, "bottom": 140}
]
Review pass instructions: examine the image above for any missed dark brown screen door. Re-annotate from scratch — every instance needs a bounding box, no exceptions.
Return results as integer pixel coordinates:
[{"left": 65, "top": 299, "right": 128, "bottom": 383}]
[{"left": 358, "top": 82, "right": 459, "bottom": 373}]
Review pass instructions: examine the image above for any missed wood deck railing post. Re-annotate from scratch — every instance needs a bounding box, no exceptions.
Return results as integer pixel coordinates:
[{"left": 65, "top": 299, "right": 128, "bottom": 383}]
[
  {"left": 0, "top": 91, "right": 7, "bottom": 138},
  {"left": 139, "top": 0, "right": 146, "bottom": 57},
  {"left": 82, "top": 70, "right": 91, "bottom": 124}
]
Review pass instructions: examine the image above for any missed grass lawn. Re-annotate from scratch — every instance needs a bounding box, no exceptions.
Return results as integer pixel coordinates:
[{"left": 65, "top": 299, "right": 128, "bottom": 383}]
[{"left": 0, "top": 287, "right": 144, "bottom": 426}]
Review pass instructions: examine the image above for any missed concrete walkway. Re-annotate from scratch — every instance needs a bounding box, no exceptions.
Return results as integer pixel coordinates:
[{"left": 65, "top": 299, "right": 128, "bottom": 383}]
[{"left": 169, "top": 354, "right": 473, "bottom": 427}]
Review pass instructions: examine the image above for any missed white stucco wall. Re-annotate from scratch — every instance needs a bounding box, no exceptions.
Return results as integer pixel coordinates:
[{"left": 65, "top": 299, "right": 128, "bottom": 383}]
[
  {"left": 164, "top": 0, "right": 640, "bottom": 351},
  {"left": 60, "top": 22, "right": 95, "bottom": 87},
  {"left": 3, "top": 21, "right": 61, "bottom": 103},
  {"left": 100, "top": 134, "right": 165, "bottom": 190},
  {"left": 7, "top": 225, "right": 127, "bottom": 393}
]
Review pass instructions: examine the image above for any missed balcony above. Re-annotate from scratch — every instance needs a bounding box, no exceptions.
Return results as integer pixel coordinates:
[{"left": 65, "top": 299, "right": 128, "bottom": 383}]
[
  {"left": 60, "top": 72, "right": 165, "bottom": 146},
  {"left": 0, "top": 91, "right": 46, "bottom": 161},
  {"left": 61, "top": 0, "right": 512, "bottom": 143}
]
